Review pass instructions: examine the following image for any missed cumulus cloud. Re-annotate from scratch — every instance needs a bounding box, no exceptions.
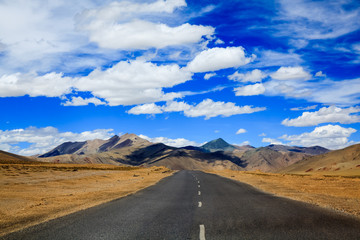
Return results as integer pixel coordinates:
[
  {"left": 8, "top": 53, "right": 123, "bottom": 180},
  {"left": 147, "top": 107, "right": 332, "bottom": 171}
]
[
  {"left": 234, "top": 83, "right": 265, "bottom": 96},
  {"left": 186, "top": 47, "right": 255, "bottom": 73},
  {"left": 76, "top": 59, "right": 192, "bottom": 106},
  {"left": 228, "top": 69, "right": 266, "bottom": 82},
  {"left": 183, "top": 99, "right": 266, "bottom": 119},
  {"left": 127, "top": 103, "right": 163, "bottom": 115},
  {"left": 139, "top": 134, "right": 199, "bottom": 147},
  {"left": 128, "top": 99, "right": 266, "bottom": 119},
  {"left": 280, "top": 124, "right": 357, "bottom": 149},
  {"left": 78, "top": 0, "right": 214, "bottom": 50},
  {"left": 315, "top": 71, "right": 326, "bottom": 77},
  {"left": 262, "top": 138, "right": 284, "bottom": 145},
  {"left": 282, "top": 106, "right": 360, "bottom": 127},
  {"left": 0, "top": 72, "right": 73, "bottom": 97},
  {"left": 162, "top": 101, "right": 191, "bottom": 112},
  {"left": 236, "top": 128, "right": 247, "bottom": 134},
  {"left": 0, "top": 126, "right": 114, "bottom": 155},
  {"left": 204, "top": 73, "right": 216, "bottom": 80},
  {"left": 62, "top": 96, "right": 106, "bottom": 106},
  {"left": 270, "top": 66, "right": 311, "bottom": 81}
]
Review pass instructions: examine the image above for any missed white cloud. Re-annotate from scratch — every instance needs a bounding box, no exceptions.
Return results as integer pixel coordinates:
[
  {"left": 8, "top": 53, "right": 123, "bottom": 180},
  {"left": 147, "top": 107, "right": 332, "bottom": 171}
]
[
  {"left": 183, "top": 99, "right": 266, "bottom": 120},
  {"left": 62, "top": 96, "right": 106, "bottom": 106},
  {"left": 282, "top": 106, "right": 360, "bottom": 127},
  {"left": 76, "top": 59, "right": 192, "bottom": 106},
  {"left": 0, "top": 0, "right": 92, "bottom": 74},
  {"left": 78, "top": 0, "right": 214, "bottom": 50},
  {"left": 280, "top": 124, "right": 357, "bottom": 150},
  {"left": 215, "top": 39, "right": 225, "bottom": 45},
  {"left": 228, "top": 69, "right": 266, "bottom": 82},
  {"left": 127, "top": 103, "right": 163, "bottom": 115},
  {"left": 270, "top": 66, "right": 311, "bottom": 81},
  {"left": 0, "top": 72, "right": 73, "bottom": 97},
  {"left": 234, "top": 83, "right": 265, "bottom": 96},
  {"left": 128, "top": 99, "right": 266, "bottom": 119},
  {"left": 315, "top": 71, "right": 326, "bottom": 77},
  {"left": 276, "top": 0, "right": 360, "bottom": 40},
  {"left": 307, "top": 78, "right": 360, "bottom": 105},
  {"left": 236, "top": 128, "right": 247, "bottom": 134},
  {"left": 262, "top": 138, "right": 284, "bottom": 145},
  {"left": 251, "top": 49, "right": 303, "bottom": 68},
  {"left": 204, "top": 73, "right": 216, "bottom": 80},
  {"left": 139, "top": 134, "right": 199, "bottom": 148},
  {"left": 0, "top": 126, "right": 114, "bottom": 156},
  {"left": 239, "top": 140, "right": 250, "bottom": 146},
  {"left": 162, "top": 101, "right": 191, "bottom": 112},
  {"left": 259, "top": 133, "right": 266, "bottom": 137},
  {"left": 290, "top": 105, "right": 318, "bottom": 111},
  {"left": 264, "top": 76, "right": 360, "bottom": 105},
  {"left": 186, "top": 47, "right": 255, "bottom": 73}
]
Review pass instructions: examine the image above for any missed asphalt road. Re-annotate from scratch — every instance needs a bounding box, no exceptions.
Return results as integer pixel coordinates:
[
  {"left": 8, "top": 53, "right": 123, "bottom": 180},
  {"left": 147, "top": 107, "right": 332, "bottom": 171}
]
[{"left": 3, "top": 170, "right": 360, "bottom": 240}]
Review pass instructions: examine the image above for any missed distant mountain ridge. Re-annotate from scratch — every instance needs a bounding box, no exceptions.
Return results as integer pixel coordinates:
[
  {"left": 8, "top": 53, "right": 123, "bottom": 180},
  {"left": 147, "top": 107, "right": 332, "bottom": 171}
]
[
  {"left": 280, "top": 143, "right": 360, "bottom": 175},
  {"left": 37, "top": 134, "right": 330, "bottom": 172},
  {"left": 38, "top": 133, "right": 150, "bottom": 158}
]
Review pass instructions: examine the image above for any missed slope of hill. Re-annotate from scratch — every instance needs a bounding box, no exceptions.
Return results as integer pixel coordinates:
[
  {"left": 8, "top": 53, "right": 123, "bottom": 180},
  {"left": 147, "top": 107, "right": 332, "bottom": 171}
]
[
  {"left": 266, "top": 144, "right": 329, "bottom": 155},
  {"left": 201, "top": 138, "right": 236, "bottom": 152},
  {"left": 0, "top": 150, "right": 36, "bottom": 164},
  {"left": 39, "top": 133, "right": 151, "bottom": 158},
  {"left": 280, "top": 144, "right": 360, "bottom": 175},
  {"left": 229, "top": 147, "right": 308, "bottom": 172}
]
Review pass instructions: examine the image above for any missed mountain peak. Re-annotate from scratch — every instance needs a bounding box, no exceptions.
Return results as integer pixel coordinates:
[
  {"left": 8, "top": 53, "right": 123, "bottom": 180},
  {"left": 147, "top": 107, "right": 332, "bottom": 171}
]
[{"left": 201, "top": 138, "right": 235, "bottom": 152}]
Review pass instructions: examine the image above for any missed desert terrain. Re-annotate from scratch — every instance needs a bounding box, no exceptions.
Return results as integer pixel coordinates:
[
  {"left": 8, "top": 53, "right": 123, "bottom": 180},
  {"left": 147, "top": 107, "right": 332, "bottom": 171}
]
[
  {"left": 209, "top": 170, "right": 360, "bottom": 218},
  {"left": 0, "top": 163, "right": 173, "bottom": 237}
]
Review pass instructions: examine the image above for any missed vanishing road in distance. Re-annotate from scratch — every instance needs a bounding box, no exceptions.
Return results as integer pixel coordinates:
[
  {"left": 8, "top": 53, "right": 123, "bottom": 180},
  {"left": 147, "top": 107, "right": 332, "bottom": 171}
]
[{"left": 3, "top": 171, "right": 360, "bottom": 240}]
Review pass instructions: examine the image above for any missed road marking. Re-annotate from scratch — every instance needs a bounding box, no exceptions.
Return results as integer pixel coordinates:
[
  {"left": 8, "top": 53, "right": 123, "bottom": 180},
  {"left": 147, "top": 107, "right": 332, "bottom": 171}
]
[
  {"left": 199, "top": 224, "right": 206, "bottom": 240},
  {"left": 198, "top": 191, "right": 201, "bottom": 196},
  {"left": 198, "top": 180, "right": 200, "bottom": 184},
  {"left": 198, "top": 185, "right": 200, "bottom": 188},
  {"left": 198, "top": 201, "right": 202, "bottom": 207}
]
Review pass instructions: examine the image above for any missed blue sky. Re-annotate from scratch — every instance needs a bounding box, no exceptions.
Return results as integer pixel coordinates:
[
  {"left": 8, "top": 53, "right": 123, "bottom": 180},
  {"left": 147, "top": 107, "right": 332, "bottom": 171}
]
[{"left": 0, "top": 0, "right": 359, "bottom": 155}]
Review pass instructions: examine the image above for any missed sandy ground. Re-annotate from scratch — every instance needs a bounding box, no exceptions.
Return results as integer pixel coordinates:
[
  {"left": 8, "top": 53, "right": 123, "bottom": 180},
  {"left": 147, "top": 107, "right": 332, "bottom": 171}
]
[
  {"left": 0, "top": 164, "right": 173, "bottom": 237},
  {"left": 209, "top": 170, "right": 360, "bottom": 219}
]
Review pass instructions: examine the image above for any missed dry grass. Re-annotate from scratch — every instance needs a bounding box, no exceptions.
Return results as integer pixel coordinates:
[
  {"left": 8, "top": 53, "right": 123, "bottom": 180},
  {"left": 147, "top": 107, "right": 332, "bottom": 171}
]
[
  {"left": 209, "top": 170, "right": 360, "bottom": 218},
  {"left": 0, "top": 163, "right": 173, "bottom": 237}
]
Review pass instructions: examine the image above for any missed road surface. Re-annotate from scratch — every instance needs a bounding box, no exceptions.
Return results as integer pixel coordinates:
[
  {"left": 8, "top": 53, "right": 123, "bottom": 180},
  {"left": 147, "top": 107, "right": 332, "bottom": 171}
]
[{"left": 3, "top": 170, "right": 360, "bottom": 240}]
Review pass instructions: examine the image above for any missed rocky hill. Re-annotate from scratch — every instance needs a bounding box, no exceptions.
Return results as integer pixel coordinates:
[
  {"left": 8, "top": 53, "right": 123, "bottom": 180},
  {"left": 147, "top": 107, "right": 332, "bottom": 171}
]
[
  {"left": 201, "top": 138, "right": 236, "bottom": 152},
  {"left": 39, "top": 133, "right": 150, "bottom": 158},
  {"left": 279, "top": 144, "right": 360, "bottom": 175}
]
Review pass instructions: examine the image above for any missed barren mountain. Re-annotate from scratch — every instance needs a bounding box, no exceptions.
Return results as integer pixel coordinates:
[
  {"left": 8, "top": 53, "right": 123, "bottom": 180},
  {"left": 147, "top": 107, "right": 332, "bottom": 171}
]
[
  {"left": 39, "top": 133, "right": 151, "bottom": 158},
  {"left": 36, "top": 134, "right": 330, "bottom": 172},
  {"left": 0, "top": 150, "right": 36, "bottom": 164},
  {"left": 201, "top": 138, "right": 236, "bottom": 152},
  {"left": 280, "top": 144, "right": 360, "bottom": 175},
  {"left": 234, "top": 147, "right": 309, "bottom": 172}
]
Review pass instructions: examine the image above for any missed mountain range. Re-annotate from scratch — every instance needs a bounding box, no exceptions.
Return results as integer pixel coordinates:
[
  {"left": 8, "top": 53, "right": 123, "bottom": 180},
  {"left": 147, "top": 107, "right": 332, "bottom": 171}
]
[{"left": 35, "top": 134, "right": 329, "bottom": 172}]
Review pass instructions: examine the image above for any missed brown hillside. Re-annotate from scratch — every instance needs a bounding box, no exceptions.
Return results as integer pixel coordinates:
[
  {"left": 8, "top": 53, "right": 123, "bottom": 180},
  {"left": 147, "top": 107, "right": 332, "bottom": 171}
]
[
  {"left": 0, "top": 150, "right": 36, "bottom": 164},
  {"left": 280, "top": 144, "right": 360, "bottom": 175}
]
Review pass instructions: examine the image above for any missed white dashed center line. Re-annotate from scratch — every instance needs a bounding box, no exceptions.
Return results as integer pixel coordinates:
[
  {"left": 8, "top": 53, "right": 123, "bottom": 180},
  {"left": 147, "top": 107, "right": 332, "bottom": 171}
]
[
  {"left": 198, "top": 191, "right": 201, "bottom": 196},
  {"left": 199, "top": 224, "right": 206, "bottom": 240},
  {"left": 198, "top": 185, "right": 200, "bottom": 188},
  {"left": 198, "top": 201, "right": 202, "bottom": 207}
]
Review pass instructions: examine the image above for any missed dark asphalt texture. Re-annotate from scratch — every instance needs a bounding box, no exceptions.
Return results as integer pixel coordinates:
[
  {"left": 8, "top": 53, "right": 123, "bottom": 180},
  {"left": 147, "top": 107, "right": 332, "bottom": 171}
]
[{"left": 3, "top": 170, "right": 360, "bottom": 240}]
